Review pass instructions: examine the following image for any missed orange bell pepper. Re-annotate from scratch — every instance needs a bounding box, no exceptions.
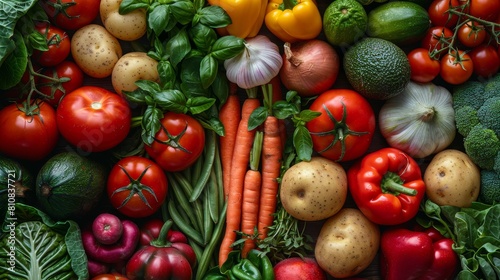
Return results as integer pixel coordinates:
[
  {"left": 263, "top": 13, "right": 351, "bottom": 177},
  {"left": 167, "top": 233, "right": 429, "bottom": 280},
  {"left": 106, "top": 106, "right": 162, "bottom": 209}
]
[
  {"left": 208, "top": 0, "right": 267, "bottom": 39},
  {"left": 265, "top": 0, "right": 322, "bottom": 42}
]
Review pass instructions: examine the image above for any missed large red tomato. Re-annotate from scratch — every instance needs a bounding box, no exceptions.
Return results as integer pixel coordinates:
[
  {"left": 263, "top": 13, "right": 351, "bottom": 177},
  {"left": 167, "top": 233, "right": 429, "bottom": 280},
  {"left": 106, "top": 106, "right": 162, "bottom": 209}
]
[
  {"left": 38, "top": 60, "right": 84, "bottom": 107},
  {"left": 0, "top": 100, "right": 58, "bottom": 161},
  {"left": 440, "top": 50, "right": 474, "bottom": 85},
  {"left": 107, "top": 156, "right": 168, "bottom": 218},
  {"left": 467, "top": 0, "right": 500, "bottom": 21},
  {"left": 32, "top": 23, "right": 71, "bottom": 67},
  {"left": 428, "top": 0, "right": 460, "bottom": 28},
  {"left": 40, "top": 0, "right": 100, "bottom": 30},
  {"left": 145, "top": 112, "right": 205, "bottom": 172},
  {"left": 407, "top": 48, "right": 441, "bottom": 83},
  {"left": 305, "top": 89, "right": 376, "bottom": 162},
  {"left": 457, "top": 21, "right": 486, "bottom": 48},
  {"left": 469, "top": 44, "right": 500, "bottom": 77},
  {"left": 56, "top": 86, "right": 131, "bottom": 153}
]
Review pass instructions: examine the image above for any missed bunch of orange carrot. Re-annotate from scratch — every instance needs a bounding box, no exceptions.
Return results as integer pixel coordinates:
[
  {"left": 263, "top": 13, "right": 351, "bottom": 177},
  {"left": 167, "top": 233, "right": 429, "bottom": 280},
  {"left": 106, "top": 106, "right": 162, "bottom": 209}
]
[{"left": 218, "top": 82, "right": 284, "bottom": 265}]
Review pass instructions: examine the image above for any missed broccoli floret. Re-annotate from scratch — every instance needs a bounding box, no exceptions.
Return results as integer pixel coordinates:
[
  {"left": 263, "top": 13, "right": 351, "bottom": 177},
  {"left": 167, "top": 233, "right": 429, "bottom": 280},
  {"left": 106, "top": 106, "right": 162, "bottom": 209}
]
[
  {"left": 494, "top": 151, "right": 500, "bottom": 175},
  {"left": 452, "top": 81, "right": 486, "bottom": 110},
  {"left": 478, "top": 97, "right": 500, "bottom": 137},
  {"left": 483, "top": 73, "right": 500, "bottom": 101},
  {"left": 478, "top": 170, "right": 500, "bottom": 205},
  {"left": 454, "top": 106, "right": 480, "bottom": 136},
  {"left": 464, "top": 125, "right": 500, "bottom": 170}
]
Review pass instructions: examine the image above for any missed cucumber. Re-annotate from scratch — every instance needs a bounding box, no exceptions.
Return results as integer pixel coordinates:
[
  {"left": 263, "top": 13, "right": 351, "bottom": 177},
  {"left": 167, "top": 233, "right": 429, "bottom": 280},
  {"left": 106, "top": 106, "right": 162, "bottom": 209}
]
[
  {"left": 36, "top": 152, "right": 107, "bottom": 221},
  {"left": 367, "top": 1, "right": 431, "bottom": 46}
]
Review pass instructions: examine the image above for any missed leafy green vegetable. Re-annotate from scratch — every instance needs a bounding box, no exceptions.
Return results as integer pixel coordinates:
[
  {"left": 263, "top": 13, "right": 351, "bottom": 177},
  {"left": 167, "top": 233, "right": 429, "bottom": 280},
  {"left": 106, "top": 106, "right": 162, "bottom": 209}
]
[
  {"left": 0, "top": 203, "right": 88, "bottom": 280},
  {"left": 418, "top": 199, "right": 500, "bottom": 280}
]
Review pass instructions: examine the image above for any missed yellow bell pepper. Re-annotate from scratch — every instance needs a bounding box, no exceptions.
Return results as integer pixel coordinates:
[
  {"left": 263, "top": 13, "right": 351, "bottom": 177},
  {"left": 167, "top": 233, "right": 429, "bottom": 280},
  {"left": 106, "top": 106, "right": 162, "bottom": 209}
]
[
  {"left": 208, "top": 0, "right": 267, "bottom": 39},
  {"left": 265, "top": 0, "right": 322, "bottom": 42}
]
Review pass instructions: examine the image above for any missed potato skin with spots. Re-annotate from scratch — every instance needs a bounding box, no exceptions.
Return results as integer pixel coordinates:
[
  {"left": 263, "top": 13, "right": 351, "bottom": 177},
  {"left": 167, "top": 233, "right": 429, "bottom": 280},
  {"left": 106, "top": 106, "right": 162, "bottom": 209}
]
[
  {"left": 112, "top": 52, "right": 159, "bottom": 95},
  {"left": 71, "top": 24, "right": 123, "bottom": 78},
  {"left": 314, "top": 208, "right": 380, "bottom": 279},
  {"left": 279, "top": 156, "right": 347, "bottom": 221},
  {"left": 424, "top": 149, "right": 480, "bottom": 207},
  {"left": 100, "top": 0, "right": 147, "bottom": 41}
]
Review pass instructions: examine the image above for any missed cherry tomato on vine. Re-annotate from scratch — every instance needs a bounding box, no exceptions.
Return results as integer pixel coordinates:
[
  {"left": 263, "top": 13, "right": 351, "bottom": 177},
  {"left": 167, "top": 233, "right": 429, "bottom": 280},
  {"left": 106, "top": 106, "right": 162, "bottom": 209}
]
[
  {"left": 469, "top": 44, "right": 500, "bottom": 77},
  {"left": 38, "top": 61, "right": 84, "bottom": 107},
  {"left": 440, "top": 50, "right": 474, "bottom": 85},
  {"left": 457, "top": 21, "right": 486, "bottom": 48},
  {"left": 468, "top": 0, "right": 500, "bottom": 21},
  {"left": 145, "top": 112, "right": 205, "bottom": 172},
  {"left": 40, "top": 0, "right": 100, "bottom": 30},
  {"left": 421, "top": 26, "right": 454, "bottom": 57},
  {"left": 407, "top": 48, "right": 441, "bottom": 83},
  {"left": 107, "top": 156, "right": 168, "bottom": 218},
  {"left": 428, "top": 0, "right": 460, "bottom": 28},
  {"left": 32, "top": 23, "right": 70, "bottom": 67},
  {"left": 0, "top": 100, "right": 58, "bottom": 161},
  {"left": 305, "top": 89, "right": 375, "bottom": 162},
  {"left": 56, "top": 86, "right": 131, "bottom": 153}
]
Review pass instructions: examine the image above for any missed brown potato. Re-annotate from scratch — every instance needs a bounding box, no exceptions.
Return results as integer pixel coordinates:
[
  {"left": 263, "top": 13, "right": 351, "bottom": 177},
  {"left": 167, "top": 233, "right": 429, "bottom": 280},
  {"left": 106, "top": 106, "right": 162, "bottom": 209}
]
[
  {"left": 315, "top": 208, "right": 380, "bottom": 278},
  {"left": 279, "top": 156, "right": 347, "bottom": 221},
  {"left": 424, "top": 149, "right": 480, "bottom": 207},
  {"left": 100, "top": 0, "right": 147, "bottom": 41},
  {"left": 111, "top": 52, "right": 159, "bottom": 95}
]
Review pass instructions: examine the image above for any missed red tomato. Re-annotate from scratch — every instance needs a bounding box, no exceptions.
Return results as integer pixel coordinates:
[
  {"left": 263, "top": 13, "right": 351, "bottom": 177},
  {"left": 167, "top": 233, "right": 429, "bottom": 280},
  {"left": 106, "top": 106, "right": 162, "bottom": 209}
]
[
  {"left": 469, "top": 44, "right": 500, "bottom": 77},
  {"left": 421, "top": 26, "right": 454, "bottom": 57},
  {"left": 107, "top": 156, "right": 168, "bottom": 218},
  {"left": 428, "top": 0, "right": 460, "bottom": 28},
  {"left": 38, "top": 61, "right": 84, "bottom": 107},
  {"left": 0, "top": 100, "right": 58, "bottom": 161},
  {"left": 91, "top": 273, "right": 129, "bottom": 280},
  {"left": 440, "top": 50, "right": 474, "bottom": 85},
  {"left": 32, "top": 23, "right": 70, "bottom": 67},
  {"left": 407, "top": 48, "right": 441, "bottom": 83},
  {"left": 56, "top": 86, "right": 131, "bottom": 153},
  {"left": 468, "top": 0, "right": 500, "bottom": 21},
  {"left": 457, "top": 21, "right": 486, "bottom": 48},
  {"left": 41, "top": 0, "right": 100, "bottom": 30},
  {"left": 305, "top": 89, "right": 375, "bottom": 162},
  {"left": 145, "top": 112, "right": 205, "bottom": 172}
]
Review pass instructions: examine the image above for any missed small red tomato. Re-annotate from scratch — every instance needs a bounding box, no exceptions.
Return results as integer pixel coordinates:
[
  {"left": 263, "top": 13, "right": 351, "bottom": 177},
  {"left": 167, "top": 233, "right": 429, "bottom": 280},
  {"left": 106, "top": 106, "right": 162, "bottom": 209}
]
[
  {"left": 38, "top": 61, "right": 84, "bottom": 107},
  {"left": 440, "top": 50, "right": 474, "bottom": 85},
  {"left": 32, "top": 23, "right": 71, "bottom": 67},
  {"left": 469, "top": 44, "right": 500, "bottom": 77},
  {"left": 468, "top": 0, "right": 500, "bottom": 21},
  {"left": 421, "top": 26, "right": 454, "bottom": 57},
  {"left": 407, "top": 48, "right": 441, "bottom": 83},
  {"left": 428, "top": 0, "right": 460, "bottom": 28},
  {"left": 457, "top": 21, "right": 486, "bottom": 48},
  {"left": 40, "top": 0, "right": 101, "bottom": 30}
]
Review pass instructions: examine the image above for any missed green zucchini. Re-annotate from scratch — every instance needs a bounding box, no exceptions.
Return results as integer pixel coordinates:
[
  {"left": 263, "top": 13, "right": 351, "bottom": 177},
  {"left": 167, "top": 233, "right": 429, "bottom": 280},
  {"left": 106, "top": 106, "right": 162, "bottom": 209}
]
[{"left": 367, "top": 1, "right": 431, "bottom": 46}]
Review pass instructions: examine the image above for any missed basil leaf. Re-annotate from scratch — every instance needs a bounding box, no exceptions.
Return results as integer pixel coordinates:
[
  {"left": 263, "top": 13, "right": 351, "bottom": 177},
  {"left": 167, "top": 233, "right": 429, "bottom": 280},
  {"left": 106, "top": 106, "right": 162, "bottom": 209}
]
[
  {"left": 180, "top": 56, "right": 210, "bottom": 97},
  {"left": 123, "top": 88, "right": 148, "bottom": 104},
  {"left": 135, "top": 79, "right": 162, "bottom": 93},
  {"left": 148, "top": 4, "right": 172, "bottom": 35},
  {"left": 248, "top": 107, "right": 268, "bottom": 131},
  {"left": 119, "top": 0, "right": 150, "bottom": 14},
  {"left": 189, "top": 23, "right": 217, "bottom": 53},
  {"left": 293, "top": 125, "right": 313, "bottom": 162},
  {"left": 158, "top": 60, "right": 177, "bottom": 89},
  {"left": 273, "top": 101, "right": 300, "bottom": 120},
  {"left": 187, "top": 96, "right": 216, "bottom": 114},
  {"left": 210, "top": 36, "right": 245, "bottom": 60},
  {"left": 197, "top": 6, "right": 231, "bottom": 28},
  {"left": 299, "top": 109, "right": 321, "bottom": 122},
  {"left": 200, "top": 54, "right": 217, "bottom": 89},
  {"left": 154, "top": 89, "right": 188, "bottom": 113},
  {"left": 166, "top": 28, "right": 191, "bottom": 68},
  {"left": 142, "top": 106, "right": 164, "bottom": 145},
  {"left": 170, "top": 0, "right": 196, "bottom": 25},
  {"left": 210, "top": 69, "right": 230, "bottom": 105}
]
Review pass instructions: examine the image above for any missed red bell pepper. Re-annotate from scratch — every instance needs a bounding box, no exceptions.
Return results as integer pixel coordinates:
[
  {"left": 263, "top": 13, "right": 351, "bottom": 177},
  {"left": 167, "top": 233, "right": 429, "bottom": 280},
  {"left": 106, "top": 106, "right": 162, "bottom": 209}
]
[
  {"left": 139, "top": 218, "right": 188, "bottom": 246},
  {"left": 380, "top": 227, "right": 458, "bottom": 280},
  {"left": 126, "top": 219, "right": 197, "bottom": 280},
  {"left": 347, "top": 147, "right": 426, "bottom": 225}
]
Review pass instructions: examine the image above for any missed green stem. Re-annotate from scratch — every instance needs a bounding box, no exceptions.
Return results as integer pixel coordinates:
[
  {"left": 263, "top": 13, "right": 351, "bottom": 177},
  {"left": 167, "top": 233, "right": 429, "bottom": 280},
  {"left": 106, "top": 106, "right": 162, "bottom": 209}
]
[
  {"left": 150, "top": 219, "right": 174, "bottom": 247},
  {"left": 381, "top": 172, "right": 418, "bottom": 196},
  {"left": 281, "top": 0, "right": 297, "bottom": 10}
]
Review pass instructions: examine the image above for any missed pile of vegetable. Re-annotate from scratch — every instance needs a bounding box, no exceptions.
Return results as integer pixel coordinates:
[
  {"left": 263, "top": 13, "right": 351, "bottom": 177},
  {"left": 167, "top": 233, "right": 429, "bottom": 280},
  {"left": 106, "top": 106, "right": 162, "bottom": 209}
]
[{"left": 0, "top": 0, "right": 499, "bottom": 279}]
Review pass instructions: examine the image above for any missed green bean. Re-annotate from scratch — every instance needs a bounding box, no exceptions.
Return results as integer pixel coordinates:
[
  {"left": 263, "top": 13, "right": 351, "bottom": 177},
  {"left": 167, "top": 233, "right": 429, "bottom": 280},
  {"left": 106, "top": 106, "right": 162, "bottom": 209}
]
[
  {"left": 161, "top": 201, "right": 171, "bottom": 222},
  {"left": 190, "top": 129, "right": 217, "bottom": 202},
  {"left": 167, "top": 199, "right": 205, "bottom": 245},
  {"left": 213, "top": 141, "right": 225, "bottom": 210},
  {"left": 206, "top": 168, "right": 220, "bottom": 223},
  {"left": 203, "top": 191, "right": 215, "bottom": 244},
  {"left": 167, "top": 173, "right": 200, "bottom": 231},
  {"left": 189, "top": 150, "right": 204, "bottom": 186},
  {"left": 188, "top": 238, "right": 204, "bottom": 270},
  {"left": 172, "top": 172, "right": 205, "bottom": 232},
  {"left": 195, "top": 201, "right": 227, "bottom": 280}
]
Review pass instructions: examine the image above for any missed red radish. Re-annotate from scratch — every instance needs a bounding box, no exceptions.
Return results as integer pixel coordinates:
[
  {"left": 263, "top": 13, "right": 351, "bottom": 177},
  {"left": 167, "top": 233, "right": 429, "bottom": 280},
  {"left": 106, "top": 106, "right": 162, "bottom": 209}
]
[
  {"left": 87, "top": 257, "right": 110, "bottom": 278},
  {"left": 274, "top": 257, "right": 327, "bottom": 280},
  {"left": 92, "top": 213, "right": 124, "bottom": 245}
]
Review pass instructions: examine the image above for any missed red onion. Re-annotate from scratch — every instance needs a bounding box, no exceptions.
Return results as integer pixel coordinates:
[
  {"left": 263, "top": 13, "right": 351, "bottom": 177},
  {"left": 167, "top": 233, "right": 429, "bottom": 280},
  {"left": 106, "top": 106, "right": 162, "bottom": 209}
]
[{"left": 279, "top": 40, "right": 340, "bottom": 97}]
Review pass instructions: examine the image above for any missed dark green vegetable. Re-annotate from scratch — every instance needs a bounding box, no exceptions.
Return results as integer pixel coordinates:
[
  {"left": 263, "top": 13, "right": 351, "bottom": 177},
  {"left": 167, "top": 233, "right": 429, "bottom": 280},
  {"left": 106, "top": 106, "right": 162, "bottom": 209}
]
[
  {"left": 232, "top": 259, "right": 262, "bottom": 280},
  {"left": 0, "top": 156, "right": 35, "bottom": 218},
  {"left": 0, "top": 203, "right": 88, "bottom": 279},
  {"left": 204, "top": 249, "right": 274, "bottom": 280}
]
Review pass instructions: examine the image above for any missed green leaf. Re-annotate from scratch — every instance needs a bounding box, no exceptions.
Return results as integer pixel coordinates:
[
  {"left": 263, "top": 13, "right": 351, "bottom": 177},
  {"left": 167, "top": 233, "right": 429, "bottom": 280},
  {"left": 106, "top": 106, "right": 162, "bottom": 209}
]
[
  {"left": 482, "top": 204, "right": 500, "bottom": 240},
  {"left": 142, "top": 106, "right": 164, "bottom": 145},
  {"left": 187, "top": 96, "right": 216, "bottom": 114},
  {"left": 293, "top": 125, "right": 313, "bottom": 162},
  {"left": 189, "top": 23, "right": 217, "bottom": 53},
  {"left": 170, "top": 0, "right": 196, "bottom": 24},
  {"left": 166, "top": 28, "right": 191, "bottom": 68},
  {"left": 197, "top": 6, "right": 232, "bottom": 28},
  {"left": 210, "top": 69, "right": 230, "bottom": 105},
  {"left": 273, "top": 101, "right": 299, "bottom": 120},
  {"left": 455, "top": 211, "right": 480, "bottom": 250},
  {"left": 210, "top": 36, "right": 245, "bottom": 60},
  {"left": 248, "top": 107, "right": 268, "bottom": 131},
  {"left": 136, "top": 79, "right": 162, "bottom": 92},
  {"left": 200, "top": 54, "right": 217, "bottom": 89},
  {"left": 157, "top": 60, "right": 177, "bottom": 88},
  {"left": 149, "top": 4, "right": 172, "bottom": 35},
  {"left": 154, "top": 89, "right": 188, "bottom": 113},
  {"left": 119, "top": 0, "right": 150, "bottom": 14},
  {"left": 299, "top": 109, "right": 321, "bottom": 122},
  {"left": 0, "top": 33, "right": 28, "bottom": 90}
]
